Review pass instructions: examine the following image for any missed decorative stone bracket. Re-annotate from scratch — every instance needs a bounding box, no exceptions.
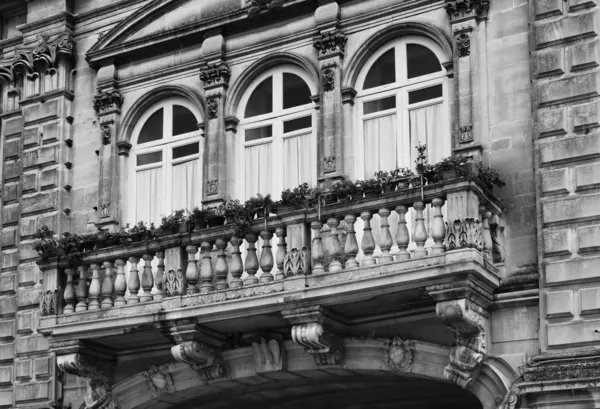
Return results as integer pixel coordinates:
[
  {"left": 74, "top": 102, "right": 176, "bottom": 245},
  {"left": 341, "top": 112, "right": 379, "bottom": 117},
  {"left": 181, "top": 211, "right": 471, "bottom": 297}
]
[
  {"left": 282, "top": 305, "right": 345, "bottom": 365},
  {"left": 252, "top": 337, "right": 284, "bottom": 373}
]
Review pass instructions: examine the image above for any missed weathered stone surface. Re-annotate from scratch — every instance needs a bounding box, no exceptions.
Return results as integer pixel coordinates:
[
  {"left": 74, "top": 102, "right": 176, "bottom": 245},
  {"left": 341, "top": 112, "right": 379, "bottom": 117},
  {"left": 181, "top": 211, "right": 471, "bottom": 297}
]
[
  {"left": 535, "top": 11, "right": 598, "bottom": 49},
  {"left": 570, "top": 0, "right": 596, "bottom": 11},
  {"left": 1, "top": 230, "right": 16, "bottom": 248},
  {"left": 580, "top": 287, "right": 600, "bottom": 315},
  {"left": 40, "top": 168, "right": 58, "bottom": 189},
  {"left": 1, "top": 206, "right": 20, "bottom": 225},
  {"left": 543, "top": 229, "right": 571, "bottom": 256},
  {"left": 4, "top": 161, "right": 22, "bottom": 182},
  {"left": 570, "top": 40, "right": 599, "bottom": 70},
  {"left": 17, "top": 264, "right": 37, "bottom": 287},
  {"left": 42, "top": 122, "right": 59, "bottom": 143},
  {"left": 538, "top": 72, "right": 600, "bottom": 106},
  {"left": 15, "top": 336, "right": 49, "bottom": 356},
  {"left": 535, "top": 49, "right": 564, "bottom": 77},
  {"left": 0, "top": 343, "right": 14, "bottom": 362},
  {"left": 538, "top": 108, "right": 567, "bottom": 137},
  {"left": 1, "top": 252, "right": 19, "bottom": 269},
  {"left": 23, "top": 146, "right": 58, "bottom": 169},
  {"left": 0, "top": 366, "right": 12, "bottom": 386},
  {"left": 575, "top": 162, "right": 600, "bottom": 191},
  {"left": 14, "top": 380, "right": 50, "bottom": 402},
  {"left": 21, "top": 192, "right": 58, "bottom": 216},
  {"left": 546, "top": 291, "right": 573, "bottom": 318},
  {"left": 34, "top": 356, "right": 51, "bottom": 377},
  {"left": 534, "top": 0, "right": 562, "bottom": 18},
  {"left": 16, "top": 312, "right": 33, "bottom": 335},
  {"left": 0, "top": 321, "right": 14, "bottom": 341},
  {"left": 547, "top": 319, "right": 600, "bottom": 347},
  {"left": 0, "top": 297, "right": 16, "bottom": 315},
  {"left": 578, "top": 224, "right": 600, "bottom": 252},
  {"left": 543, "top": 194, "right": 600, "bottom": 225},
  {"left": 573, "top": 101, "right": 600, "bottom": 130},
  {"left": 23, "top": 128, "right": 40, "bottom": 148},
  {"left": 21, "top": 173, "right": 37, "bottom": 193},
  {"left": 4, "top": 140, "right": 19, "bottom": 160},
  {"left": 540, "top": 168, "right": 569, "bottom": 194},
  {"left": 0, "top": 275, "right": 16, "bottom": 294},
  {"left": 539, "top": 134, "right": 600, "bottom": 165},
  {"left": 17, "top": 288, "right": 41, "bottom": 308},
  {"left": 23, "top": 100, "right": 59, "bottom": 125},
  {"left": 0, "top": 389, "right": 13, "bottom": 407},
  {"left": 3, "top": 184, "right": 18, "bottom": 204},
  {"left": 3, "top": 116, "right": 23, "bottom": 138},
  {"left": 491, "top": 306, "right": 539, "bottom": 343},
  {"left": 546, "top": 256, "right": 600, "bottom": 285},
  {"left": 15, "top": 360, "right": 30, "bottom": 380}
]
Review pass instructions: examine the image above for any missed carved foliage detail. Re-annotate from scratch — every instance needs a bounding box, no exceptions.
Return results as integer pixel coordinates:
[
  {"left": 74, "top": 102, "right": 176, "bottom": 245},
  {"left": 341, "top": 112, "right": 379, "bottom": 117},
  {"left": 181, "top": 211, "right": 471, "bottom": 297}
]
[
  {"left": 40, "top": 290, "right": 59, "bottom": 316},
  {"left": 445, "top": 218, "right": 482, "bottom": 251},
  {"left": 444, "top": 0, "right": 489, "bottom": 19},
  {"left": 252, "top": 338, "right": 283, "bottom": 373},
  {"left": 142, "top": 365, "right": 175, "bottom": 397},
  {"left": 100, "top": 203, "right": 110, "bottom": 219},
  {"left": 101, "top": 124, "right": 112, "bottom": 145},
  {"left": 207, "top": 96, "right": 219, "bottom": 120},
  {"left": 244, "top": 0, "right": 282, "bottom": 16},
  {"left": 322, "top": 156, "right": 336, "bottom": 173},
  {"left": 207, "top": 179, "right": 218, "bottom": 195},
  {"left": 323, "top": 69, "right": 335, "bottom": 92},
  {"left": 456, "top": 33, "right": 471, "bottom": 58},
  {"left": 384, "top": 337, "right": 413, "bottom": 372},
  {"left": 283, "top": 247, "right": 309, "bottom": 277},
  {"left": 163, "top": 269, "right": 185, "bottom": 297},
  {"left": 313, "top": 30, "right": 348, "bottom": 56},
  {"left": 200, "top": 63, "right": 231, "bottom": 87},
  {"left": 459, "top": 124, "right": 473, "bottom": 143},
  {"left": 93, "top": 90, "right": 124, "bottom": 115}
]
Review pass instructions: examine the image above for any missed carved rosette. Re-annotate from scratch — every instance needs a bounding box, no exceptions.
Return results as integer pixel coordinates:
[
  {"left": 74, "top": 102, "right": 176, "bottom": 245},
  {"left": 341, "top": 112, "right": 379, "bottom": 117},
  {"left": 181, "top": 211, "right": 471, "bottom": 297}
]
[
  {"left": 171, "top": 340, "right": 225, "bottom": 380},
  {"left": 57, "top": 354, "right": 117, "bottom": 409},
  {"left": 456, "top": 33, "right": 471, "bottom": 58},
  {"left": 444, "top": 0, "right": 489, "bottom": 20},
  {"left": 252, "top": 338, "right": 283, "bottom": 373},
  {"left": 283, "top": 247, "right": 309, "bottom": 277},
  {"left": 93, "top": 90, "right": 124, "bottom": 116},
  {"left": 383, "top": 337, "right": 414, "bottom": 372},
  {"left": 142, "top": 365, "right": 175, "bottom": 397},
  {"left": 435, "top": 299, "right": 489, "bottom": 388},
  {"left": 313, "top": 30, "right": 347, "bottom": 57},
  {"left": 244, "top": 0, "right": 282, "bottom": 16},
  {"left": 323, "top": 69, "right": 335, "bottom": 92},
  {"left": 200, "top": 63, "right": 231, "bottom": 88}
]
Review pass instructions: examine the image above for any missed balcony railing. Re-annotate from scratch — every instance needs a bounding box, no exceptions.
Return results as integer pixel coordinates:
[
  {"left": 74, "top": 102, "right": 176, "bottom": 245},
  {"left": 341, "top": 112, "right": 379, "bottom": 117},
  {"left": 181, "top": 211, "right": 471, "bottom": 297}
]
[{"left": 37, "top": 177, "right": 503, "bottom": 320}]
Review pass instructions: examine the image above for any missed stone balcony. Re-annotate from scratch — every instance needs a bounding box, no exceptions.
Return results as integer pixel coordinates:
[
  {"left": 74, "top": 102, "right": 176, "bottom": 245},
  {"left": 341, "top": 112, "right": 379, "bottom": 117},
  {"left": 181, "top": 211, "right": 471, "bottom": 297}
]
[{"left": 36, "top": 177, "right": 507, "bottom": 408}]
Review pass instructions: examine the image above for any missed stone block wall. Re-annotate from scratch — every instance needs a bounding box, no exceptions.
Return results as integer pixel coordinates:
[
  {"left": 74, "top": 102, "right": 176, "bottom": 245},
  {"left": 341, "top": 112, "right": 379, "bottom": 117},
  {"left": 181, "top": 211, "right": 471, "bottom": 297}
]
[{"left": 532, "top": 2, "right": 600, "bottom": 350}]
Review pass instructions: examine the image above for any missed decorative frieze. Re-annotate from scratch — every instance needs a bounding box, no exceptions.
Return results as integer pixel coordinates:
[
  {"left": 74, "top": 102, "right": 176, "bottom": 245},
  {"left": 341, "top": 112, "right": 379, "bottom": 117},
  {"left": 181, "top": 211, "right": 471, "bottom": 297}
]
[
  {"left": 283, "top": 247, "right": 309, "bottom": 277},
  {"left": 313, "top": 30, "right": 347, "bottom": 57},
  {"left": 244, "top": 0, "right": 282, "bottom": 16},
  {"left": 163, "top": 269, "right": 185, "bottom": 297},
  {"left": 252, "top": 338, "right": 283, "bottom": 373},
  {"left": 200, "top": 63, "right": 231, "bottom": 88},
  {"left": 456, "top": 33, "right": 471, "bottom": 58},
  {"left": 142, "top": 365, "right": 175, "bottom": 397},
  {"left": 383, "top": 337, "right": 414, "bottom": 372},
  {"left": 93, "top": 90, "right": 124, "bottom": 115},
  {"left": 445, "top": 218, "right": 483, "bottom": 251}
]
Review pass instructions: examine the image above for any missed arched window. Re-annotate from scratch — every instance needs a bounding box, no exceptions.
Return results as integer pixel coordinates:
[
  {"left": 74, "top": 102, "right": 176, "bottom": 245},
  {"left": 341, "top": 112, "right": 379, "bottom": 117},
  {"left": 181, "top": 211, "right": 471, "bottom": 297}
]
[
  {"left": 238, "top": 66, "right": 316, "bottom": 199},
  {"left": 128, "top": 97, "right": 202, "bottom": 225},
  {"left": 356, "top": 36, "right": 450, "bottom": 178}
]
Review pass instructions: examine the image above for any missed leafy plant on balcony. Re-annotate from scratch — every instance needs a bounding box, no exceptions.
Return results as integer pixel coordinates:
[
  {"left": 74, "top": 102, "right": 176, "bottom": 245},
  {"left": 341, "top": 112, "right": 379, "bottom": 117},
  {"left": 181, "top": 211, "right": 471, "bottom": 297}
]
[
  {"left": 415, "top": 143, "right": 429, "bottom": 176},
  {"left": 331, "top": 179, "right": 356, "bottom": 202},
  {"left": 478, "top": 166, "right": 506, "bottom": 190},
  {"left": 356, "top": 178, "right": 382, "bottom": 196},
  {"left": 33, "top": 226, "right": 59, "bottom": 260},
  {"left": 279, "top": 183, "right": 320, "bottom": 208},
  {"left": 33, "top": 227, "right": 82, "bottom": 264},
  {"left": 433, "top": 155, "right": 469, "bottom": 178},
  {"left": 159, "top": 209, "right": 189, "bottom": 234},
  {"left": 122, "top": 221, "right": 156, "bottom": 242}
]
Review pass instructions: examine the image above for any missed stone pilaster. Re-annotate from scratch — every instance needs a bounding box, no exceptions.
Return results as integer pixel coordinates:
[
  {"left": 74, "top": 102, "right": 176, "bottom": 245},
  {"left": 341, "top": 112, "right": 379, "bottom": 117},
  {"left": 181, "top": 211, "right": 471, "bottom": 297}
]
[
  {"left": 200, "top": 34, "right": 230, "bottom": 206},
  {"left": 313, "top": 2, "right": 346, "bottom": 183}
]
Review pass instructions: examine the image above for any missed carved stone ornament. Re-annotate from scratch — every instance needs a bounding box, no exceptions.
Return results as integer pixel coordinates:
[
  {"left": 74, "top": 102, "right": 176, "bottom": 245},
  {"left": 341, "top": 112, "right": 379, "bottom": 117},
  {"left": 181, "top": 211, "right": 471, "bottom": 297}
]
[
  {"left": 40, "top": 289, "right": 59, "bottom": 316},
  {"left": 291, "top": 322, "right": 343, "bottom": 365},
  {"left": 283, "top": 247, "right": 309, "bottom": 277},
  {"left": 207, "top": 96, "right": 219, "bottom": 120},
  {"left": 459, "top": 124, "right": 473, "bottom": 143},
  {"left": 457, "top": 33, "right": 471, "bottom": 58},
  {"left": 244, "top": 0, "right": 282, "bottom": 16},
  {"left": 200, "top": 63, "right": 231, "bottom": 88},
  {"left": 435, "top": 299, "right": 489, "bottom": 388},
  {"left": 313, "top": 30, "right": 348, "bottom": 57},
  {"left": 142, "top": 365, "right": 175, "bottom": 398},
  {"left": 163, "top": 269, "right": 185, "bottom": 297},
  {"left": 322, "top": 155, "right": 336, "bottom": 173},
  {"left": 445, "top": 218, "right": 483, "bottom": 251},
  {"left": 252, "top": 338, "right": 283, "bottom": 373},
  {"left": 171, "top": 340, "right": 225, "bottom": 380},
  {"left": 207, "top": 179, "right": 218, "bottom": 195},
  {"left": 57, "top": 353, "right": 117, "bottom": 409},
  {"left": 444, "top": 0, "right": 489, "bottom": 20},
  {"left": 100, "top": 203, "right": 110, "bottom": 218},
  {"left": 383, "top": 337, "right": 414, "bottom": 372},
  {"left": 101, "top": 124, "right": 112, "bottom": 145},
  {"left": 93, "top": 90, "right": 124, "bottom": 115},
  {"left": 323, "top": 69, "right": 335, "bottom": 92}
]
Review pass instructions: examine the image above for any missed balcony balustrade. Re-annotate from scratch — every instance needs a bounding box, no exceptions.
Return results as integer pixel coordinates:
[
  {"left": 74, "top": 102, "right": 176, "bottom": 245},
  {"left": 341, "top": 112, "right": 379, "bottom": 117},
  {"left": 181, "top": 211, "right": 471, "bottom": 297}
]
[{"left": 38, "top": 177, "right": 503, "bottom": 327}]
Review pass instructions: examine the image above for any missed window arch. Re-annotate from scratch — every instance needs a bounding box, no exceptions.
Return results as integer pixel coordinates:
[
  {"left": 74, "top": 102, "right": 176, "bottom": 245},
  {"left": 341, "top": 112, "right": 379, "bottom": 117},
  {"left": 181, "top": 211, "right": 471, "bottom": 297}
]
[
  {"left": 355, "top": 36, "right": 450, "bottom": 179},
  {"left": 128, "top": 97, "right": 202, "bottom": 225},
  {"left": 237, "top": 65, "right": 317, "bottom": 199}
]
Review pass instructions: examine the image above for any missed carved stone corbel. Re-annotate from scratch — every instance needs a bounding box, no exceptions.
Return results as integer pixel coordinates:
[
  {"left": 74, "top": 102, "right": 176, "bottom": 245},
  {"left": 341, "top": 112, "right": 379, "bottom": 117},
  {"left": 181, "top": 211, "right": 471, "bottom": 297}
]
[
  {"left": 282, "top": 305, "right": 346, "bottom": 365},
  {"left": 57, "top": 353, "right": 116, "bottom": 409},
  {"left": 252, "top": 337, "right": 284, "bottom": 373}
]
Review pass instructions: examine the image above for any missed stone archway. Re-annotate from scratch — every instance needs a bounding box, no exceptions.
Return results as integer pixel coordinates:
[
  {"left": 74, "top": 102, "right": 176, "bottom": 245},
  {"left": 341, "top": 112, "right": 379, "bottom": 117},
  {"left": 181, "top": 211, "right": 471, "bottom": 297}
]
[{"left": 111, "top": 339, "right": 514, "bottom": 409}]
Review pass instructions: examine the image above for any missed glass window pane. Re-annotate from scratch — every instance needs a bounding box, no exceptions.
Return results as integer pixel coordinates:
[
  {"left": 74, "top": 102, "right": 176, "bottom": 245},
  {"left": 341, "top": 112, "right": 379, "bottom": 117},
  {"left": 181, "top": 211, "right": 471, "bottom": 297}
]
[
  {"left": 173, "top": 142, "right": 199, "bottom": 159},
  {"left": 363, "top": 96, "right": 396, "bottom": 115},
  {"left": 408, "top": 85, "right": 443, "bottom": 104},
  {"left": 283, "top": 73, "right": 312, "bottom": 109},
  {"left": 172, "top": 105, "right": 198, "bottom": 136},
  {"left": 245, "top": 125, "right": 273, "bottom": 142},
  {"left": 137, "top": 151, "right": 163, "bottom": 166},
  {"left": 407, "top": 44, "right": 442, "bottom": 79},
  {"left": 138, "top": 108, "right": 163, "bottom": 144},
  {"left": 283, "top": 116, "right": 312, "bottom": 133},
  {"left": 245, "top": 77, "right": 273, "bottom": 118},
  {"left": 364, "top": 48, "right": 396, "bottom": 90}
]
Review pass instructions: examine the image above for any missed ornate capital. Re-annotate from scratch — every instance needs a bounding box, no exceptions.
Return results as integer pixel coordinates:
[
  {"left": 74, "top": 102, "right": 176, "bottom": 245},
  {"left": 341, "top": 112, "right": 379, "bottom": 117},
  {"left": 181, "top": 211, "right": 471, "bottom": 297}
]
[
  {"left": 171, "top": 340, "right": 225, "bottom": 379},
  {"left": 444, "top": 0, "right": 489, "bottom": 21},
  {"left": 434, "top": 299, "right": 489, "bottom": 388},
  {"left": 200, "top": 62, "right": 231, "bottom": 88},
  {"left": 282, "top": 305, "right": 346, "bottom": 366},
  {"left": 252, "top": 338, "right": 284, "bottom": 373},
  {"left": 244, "top": 0, "right": 282, "bottom": 16},
  {"left": 57, "top": 353, "right": 116, "bottom": 409},
  {"left": 93, "top": 90, "right": 124, "bottom": 116},
  {"left": 142, "top": 365, "right": 175, "bottom": 397},
  {"left": 384, "top": 337, "right": 414, "bottom": 372},
  {"left": 313, "top": 30, "right": 347, "bottom": 58}
]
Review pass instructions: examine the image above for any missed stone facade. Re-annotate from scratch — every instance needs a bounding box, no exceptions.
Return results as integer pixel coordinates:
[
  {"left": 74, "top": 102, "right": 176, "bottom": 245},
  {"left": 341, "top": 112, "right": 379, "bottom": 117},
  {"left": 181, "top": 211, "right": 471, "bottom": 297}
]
[{"left": 0, "top": 0, "right": 595, "bottom": 408}]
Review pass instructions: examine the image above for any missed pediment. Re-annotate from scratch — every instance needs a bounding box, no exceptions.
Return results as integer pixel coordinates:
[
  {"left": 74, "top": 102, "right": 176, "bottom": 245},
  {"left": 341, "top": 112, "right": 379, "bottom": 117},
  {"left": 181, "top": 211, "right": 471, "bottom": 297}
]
[{"left": 86, "top": 0, "right": 245, "bottom": 64}]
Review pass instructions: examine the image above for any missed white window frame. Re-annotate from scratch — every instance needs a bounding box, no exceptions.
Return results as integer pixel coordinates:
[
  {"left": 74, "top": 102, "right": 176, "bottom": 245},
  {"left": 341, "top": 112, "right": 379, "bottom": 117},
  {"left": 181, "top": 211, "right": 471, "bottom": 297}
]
[
  {"left": 126, "top": 97, "right": 203, "bottom": 225},
  {"left": 355, "top": 36, "right": 451, "bottom": 179},
  {"left": 237, "top": 65, "right": 317, "bottom": 200}
]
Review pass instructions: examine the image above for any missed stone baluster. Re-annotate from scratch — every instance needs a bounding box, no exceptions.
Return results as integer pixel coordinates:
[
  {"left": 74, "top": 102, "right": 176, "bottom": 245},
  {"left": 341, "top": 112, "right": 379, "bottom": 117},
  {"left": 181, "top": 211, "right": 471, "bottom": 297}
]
[
  {"left": 63, "top": 267, "right": 76, "bottom": 314},
  {"left": 431, "top": 198, "right": 446, "bottom": 255},
  {"left": 395, "top": 205, "right": 410, "bottom": 261},
  {"left": 311, "top": 221, "right": 325, "bottom": 274},
  {"left": 140, "top": 253, "right": 154, "bottom": 302},
  {"left": 344, "top": 215, "right": 359, "bottom": 268},
  {"left": 244, "top": 233, "right": 259, "bottom": 286},
  {"left": 260, "top": 231, "right": 274, "bottom": 283},
  {"left": 127, "top": 256, "right": 140, "bottom": 304},
  {"left": 378, "top": 208, "right": 393, "bottom": 263},
  {"left": 327, "top": 218, "right": 343, "bottom": 272},
  {"left": 88, "top": 263, "right": 101, "bottom": 310},
  {"left": 185, "top": 245, "right": 199, "bottom": 295},
  {"left": 481, "top": 206, "right": 493, "bottom": 258},
  {"left": 275, "top": 227, "right": 287, "bottom": 280},
  {"left": 113, "top": 259, "right": 127, "bottom": 307},
  {"left": 214, "top": 239, "right": 229, "bottom": 290},
  {"left": 230, "top": 236, "right": 244, "bottom": 288},
  {"left": 75, "top": 265, "right": 88, "bottom": 312},
  {"left": 413, "top": 202, "right": 428, "bottom": 257},
  {"left": 361, "top": 212, "right": 376, "bottom": 266},
  {"left": 101, "top": 260, "right": 114, "bottom": 309},
  {"left": 154, "top": 252, "right": 165, "bottom": 301},
  {"left": 200, "top": 241, "right": 214, "bottom": 293}
]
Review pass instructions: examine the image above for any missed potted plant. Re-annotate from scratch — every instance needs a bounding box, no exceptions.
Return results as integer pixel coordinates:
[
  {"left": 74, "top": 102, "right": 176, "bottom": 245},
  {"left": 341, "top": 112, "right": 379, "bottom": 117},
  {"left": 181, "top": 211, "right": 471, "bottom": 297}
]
[
  {"left": 413, "top": 142, "right": 428, "bottom": 188},
  {"left": 375, "top": 170, "right": 396, "bottom": 193},
  {"left": 129, "top": 221, "right": 152, "bottom": 242},
  {"left": 275, "top": 183, "right": 315, "bottom": 213},
  {"left": 159, "top": 209, "right": 188, "bottom": 234},
  {"left": 56, "top": 232, "right": 82, "bottom": 265},
  {"left": 331, "top": 179, "right": 355, "bottom": 202},
  {"left": 205, "top": 206, "right": 225, "bottom": 228},
  {"left": 434, "top": 155, "right": 468, "bottom": 181},
  {"left": 478, "top": 166, "right": 506, "bottom": 190},
  {"left": 422, "top": 163, "right": 437, "bottom": 185},
  {"left": 220, "top": 199, "right": 244, "bottom": 224},
  {"left": 251, "top": 194, "right": 274, "bottom": 218},
  {"left": 192, "top": 207, "right": 208, "bottom": 230},
  {"left": 33, "top": 226, "right": 58, "bottom": 260},
  {"left": 358, "top": 178, "right": 382, "bottom": 197},
  {"left": 393, "top": 167, "right": 414, "bottom": 189}
]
